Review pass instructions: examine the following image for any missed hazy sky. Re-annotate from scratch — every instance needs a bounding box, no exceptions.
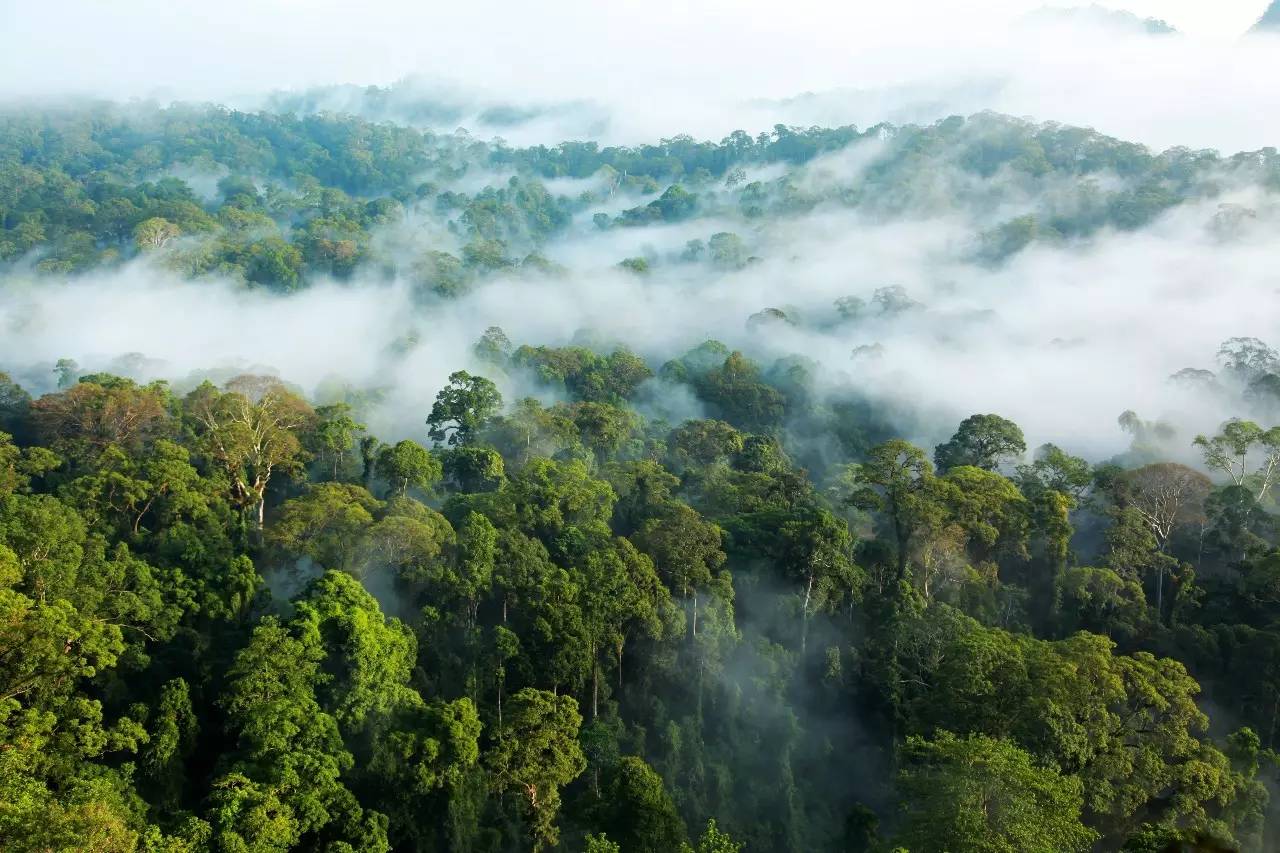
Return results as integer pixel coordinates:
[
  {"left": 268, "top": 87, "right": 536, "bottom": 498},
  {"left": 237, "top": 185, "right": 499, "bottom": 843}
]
[
  {"left": 1, "top": 1, "right": 1277, "bottom": 152},
  {"left": 1109, "top": 0, "right": 1268, "bottom": 34},
  {"left": 2, "top": 2, "right": 1271, "bottom": 91}
]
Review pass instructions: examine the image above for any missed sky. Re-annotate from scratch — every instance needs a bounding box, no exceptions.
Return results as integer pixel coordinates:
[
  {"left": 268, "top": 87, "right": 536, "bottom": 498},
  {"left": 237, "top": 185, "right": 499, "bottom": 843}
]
[
  {"left": 1, "top": 1, "right": 1278, "bottom": 151},
  {"left": 1108, "top": 0, "right": 1267, "bottom": 34}
]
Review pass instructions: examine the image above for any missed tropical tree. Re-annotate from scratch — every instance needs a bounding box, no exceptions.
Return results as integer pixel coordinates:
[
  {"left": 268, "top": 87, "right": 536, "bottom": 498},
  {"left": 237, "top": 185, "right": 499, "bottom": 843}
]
[
  {"left": 375, "top": 439, "right": 441, "bottom": 497},
  {"left": 935, "top": 413, "right": 1027, "bottom": 472},
  {"left": 895, "top": 731, "right": 1097, "bottom": 853},
  {"left": 184, "top": 376, "right": 314, "bottom": 528},
  {"left": 486, "top": 688, "right": 586, "bottom": 851},
  {"left": 1194, "top": 420, "right": 1280, "bottom": 502},
  {"left": 427, "top": 371, "right": 503, "bottom": 446},
  {"left": 313, "top": 402, "right": 365, "bottom": 480}
]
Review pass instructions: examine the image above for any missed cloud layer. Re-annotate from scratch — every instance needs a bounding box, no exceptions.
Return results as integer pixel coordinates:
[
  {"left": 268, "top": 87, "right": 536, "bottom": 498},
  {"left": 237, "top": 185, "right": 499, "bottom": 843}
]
[
  {"left": 2, "top": 2, "right": 1280, "bottom": 151},
  {"left": 3, "top": 175, "right": 1275, "bottom": 461}
]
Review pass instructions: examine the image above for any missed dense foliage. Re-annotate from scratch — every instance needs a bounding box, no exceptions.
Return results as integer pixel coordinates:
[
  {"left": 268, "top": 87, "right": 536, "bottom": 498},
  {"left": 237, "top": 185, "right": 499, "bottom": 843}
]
[
  {"left": 4, "top": 332, "right": 1280, "bottom": 851},
  {"left": 3, "top": 100, "right": 1278, "bottom": 290},
  {"left": 6, "top": 99, "right": 1280, "bottom": 852}
]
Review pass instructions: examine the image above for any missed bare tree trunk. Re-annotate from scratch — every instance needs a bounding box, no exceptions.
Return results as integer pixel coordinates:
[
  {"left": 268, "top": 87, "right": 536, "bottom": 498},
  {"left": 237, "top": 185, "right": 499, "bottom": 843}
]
[
  {"left": 893, "top": 509, "right": 909, "bottom": 582},
  {"left": 592, "top": 660, "right": 599, "bottom": 720},
  {"left": 802, "top": 573, "right": 814, "bottom": 654},
  {"left": 1197, "top": 524, "right": 1205, "bottom": 572},
  {"left": 133, "top": 494, "right": 158, "bottom": 534},
  {"left": 1156, "top": 564, "right": 1164, "bottom": 622},
  {"left": 697, "top": 655, "right": 705, "bottom": 723}
]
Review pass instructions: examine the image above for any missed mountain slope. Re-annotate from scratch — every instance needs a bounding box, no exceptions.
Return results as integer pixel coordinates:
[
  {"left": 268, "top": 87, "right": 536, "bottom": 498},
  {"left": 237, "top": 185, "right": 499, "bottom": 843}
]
[{"left": 1252, "top": 0, "right": 1280, "bottom": 32}]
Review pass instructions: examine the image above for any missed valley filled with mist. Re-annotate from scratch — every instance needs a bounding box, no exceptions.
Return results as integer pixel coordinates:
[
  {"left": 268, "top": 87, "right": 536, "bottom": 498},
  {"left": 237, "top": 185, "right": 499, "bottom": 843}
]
[{"left": 6, "top": 3, "right": 1280, "bottom": 852}]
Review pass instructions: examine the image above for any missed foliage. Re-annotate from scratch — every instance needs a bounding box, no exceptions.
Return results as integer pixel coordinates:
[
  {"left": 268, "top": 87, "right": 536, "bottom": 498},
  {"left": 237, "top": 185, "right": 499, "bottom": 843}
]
[
  {"left": 895, "top": 730, "right": 1098, "bottom": 853},
  {"left": 3, "top": 99, "right": 1280, "bottom": 853}
]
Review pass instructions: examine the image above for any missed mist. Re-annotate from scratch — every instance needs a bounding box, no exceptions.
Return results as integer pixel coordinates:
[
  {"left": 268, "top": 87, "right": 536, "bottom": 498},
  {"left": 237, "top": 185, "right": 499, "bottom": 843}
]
[
  {"left": 3, "top": 165, "right": 1275, "bottom": 462},
  {"left": 2, "top": 1, "right": 1280, "bottom": 153}
]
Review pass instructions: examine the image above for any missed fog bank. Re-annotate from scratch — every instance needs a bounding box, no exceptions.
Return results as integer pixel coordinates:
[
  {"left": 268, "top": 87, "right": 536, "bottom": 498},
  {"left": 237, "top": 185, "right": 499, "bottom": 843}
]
[
  {"left": 3, "top": 188, "right": 1275, "bottom": 461},
  {"left": 3, "top": 2, "right": 1280, "bottom": 152}
]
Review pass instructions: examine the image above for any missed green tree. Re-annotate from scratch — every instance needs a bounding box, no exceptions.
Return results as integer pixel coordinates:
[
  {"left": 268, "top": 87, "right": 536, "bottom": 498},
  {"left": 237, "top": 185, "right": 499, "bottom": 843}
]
[
  {"left": 268, "top": 483, "right": 380, "bottom": 573},
  {"left": 1016, "top": 443, "right": 1092, "bottom": 502},
  {"left": 442, "top": 445, "right": 506, "bottom": 493},
  {"left": 31, "top": 376, "right": 170, "bottom": 466},
  {"left": 1194, "top": 419, "right": 1280, "bottom": 502},
  {"left": 375, "top": 439, "right": 442, "bottom": 496},
  {"left": 427, "top": 371, "right": 503, "bottom": 446},
  {"left": 849, "top": 439, "right": 949, "bottom": 583},
  {"left": 585, "top": 834, "right": 623, "bottom": 853},
  {"left": 133, "top": 217, "right": 181, "bottom": 251},
  {"left": 292, "top": 571, "right": 418, "bottom": 730},
  {"left": 1054, "top": 566, "right": 1148, "bottom": 639},
  {"left": 940, "top": 465, "right": 1031, "bottom": 565},
  {"left": 1113, "top": 463, "right": 1211, "bottom": 616},
  {"left": 313, "top": 402, "right": 365, "bottom": 481},
  {"left": 184, "top": 376, "right": 314, "bottom": 528},
  {"left": 141, "top": 678, "right": 199, "bottom": 810},
  {"left": 935, "top": 414, "right": 1027, "bottom": 472},
  {"left": 668, "top": 419, "right": 744, "bottom": 469},
  {"left": 366, "top": 697, "right": 482, "bottom": 851},
  {"left": 895, "top": 731, "right": 1097, "bottom": 853},
  {"left": 210, "top": 617, "right": 389, "bottom": 852},
  {"left": 591, "top": 756, "right": 686, "bottom": 852},
  {"left": 473, "top": 326, "right": 513, "bottom": 365},
  {"left": 0, "top": 373, "right": 31, "bottom": 438},
  {"left": 579, "top": 538, "right": 667, "bottom": 719},
  {"left": 779, "top": 505, "right": 862, "bottom": 651},
  {"left": 679, "top": 820, "right": 744, "bottom": 853},
  {"left": 54, "top": 358, "right": 79, "bottom": 389},
  {"left": 486, "top": 688, "right": 586, "bottom": 851},
  {"left": 633, "top": 502, "right": 725, "bottom": 638},
  {"left": 442, "top": 512, "right": 498, "bottom": 629}
]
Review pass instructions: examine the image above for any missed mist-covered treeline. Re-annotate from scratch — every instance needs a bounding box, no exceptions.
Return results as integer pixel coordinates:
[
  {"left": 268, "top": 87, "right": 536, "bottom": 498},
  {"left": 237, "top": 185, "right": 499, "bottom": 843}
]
[
  {"left": 8, "top": 84, "right": 1280, "bottom": 853},
  {"left": 4, "top": 101, "right": 1278, "bottom": 288}
]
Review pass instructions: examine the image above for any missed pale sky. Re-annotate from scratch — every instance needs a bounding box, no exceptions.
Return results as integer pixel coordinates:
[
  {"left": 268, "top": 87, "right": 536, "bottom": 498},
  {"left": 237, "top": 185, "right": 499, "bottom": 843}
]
[
  {"left": 1070, "top": 0, "right": 1265, "bottom": 35},
  {"left": 0, "top": 1, "right": 1270, "bottom": 97},
  {"left": 0, "top": 1, "right": 1278, "bottom": 151}
]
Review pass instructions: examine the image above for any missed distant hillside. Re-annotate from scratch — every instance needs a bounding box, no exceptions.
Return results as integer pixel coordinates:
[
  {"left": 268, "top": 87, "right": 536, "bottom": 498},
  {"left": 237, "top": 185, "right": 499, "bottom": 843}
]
[
  {"left": 1252, "top": 0, "right": 1280, "bottom": 32},
  {"left": 1025, "top": 5, "right": 1177, "bottom": 35}
]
